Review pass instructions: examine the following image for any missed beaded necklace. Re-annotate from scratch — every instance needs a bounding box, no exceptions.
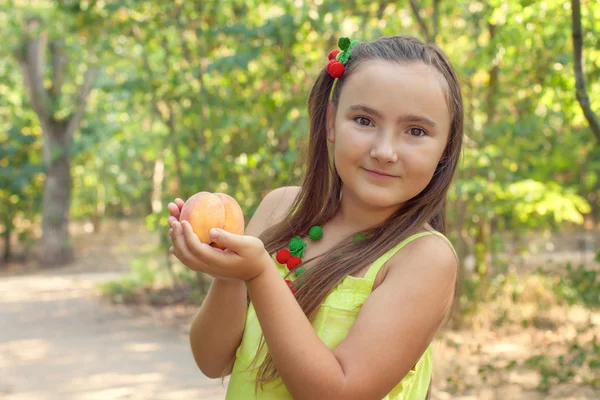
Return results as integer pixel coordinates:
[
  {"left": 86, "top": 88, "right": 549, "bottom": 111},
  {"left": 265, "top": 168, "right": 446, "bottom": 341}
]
[{"left": 275, "top": 226, "right": 368, "bottom": 294}]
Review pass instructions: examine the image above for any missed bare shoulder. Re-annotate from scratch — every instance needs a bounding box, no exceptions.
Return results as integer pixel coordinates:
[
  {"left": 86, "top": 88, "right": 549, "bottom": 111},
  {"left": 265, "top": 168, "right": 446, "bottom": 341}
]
[
  {"left": 244, "top": 186, "right": 301, "bottom": 237},
  {"left": 372, "top": 230, "right": 457, "bottom": 289},
  {"left": 384, "top": 231, "right": 458, "bottom": 291}
]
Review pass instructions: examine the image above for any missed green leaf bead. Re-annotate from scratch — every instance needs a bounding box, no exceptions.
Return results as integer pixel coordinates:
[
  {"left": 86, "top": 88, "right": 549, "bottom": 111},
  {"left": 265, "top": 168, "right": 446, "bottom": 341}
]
[
  {"left": 309, "top": 225, "right": 323, "bottom": 241},
  {"left": 289, "top": 236, "right": 306, "bottom": 258},
  {"left": 353, "top": 233, "right": 367, "bottom": 242},
  {"left": 338, "top": 51, "right": 350, "bottom": 64},
  {"left": 338, "top": 37, "right": 351, "bottom": 50},
  {"left": 294, "top": 266, "right": 306, "bottom": 277}
]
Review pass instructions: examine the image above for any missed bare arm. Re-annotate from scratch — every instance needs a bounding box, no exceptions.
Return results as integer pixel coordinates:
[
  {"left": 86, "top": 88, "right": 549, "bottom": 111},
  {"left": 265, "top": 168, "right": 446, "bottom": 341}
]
[{"left": 188, "top": 186, "right": 300, "bottom": 378}]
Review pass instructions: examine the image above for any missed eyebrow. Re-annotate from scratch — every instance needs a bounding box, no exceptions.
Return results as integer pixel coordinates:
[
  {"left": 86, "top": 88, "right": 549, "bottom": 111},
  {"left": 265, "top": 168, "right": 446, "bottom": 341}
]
[{"left": 348, "top": 104, "right": 437, "bottom": 128}]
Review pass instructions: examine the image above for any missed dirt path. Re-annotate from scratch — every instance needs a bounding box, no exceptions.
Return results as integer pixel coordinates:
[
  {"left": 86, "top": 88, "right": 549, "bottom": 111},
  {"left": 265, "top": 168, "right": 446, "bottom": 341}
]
[{"left": 0, "top": 270, "right": 228, "bottom": 400}]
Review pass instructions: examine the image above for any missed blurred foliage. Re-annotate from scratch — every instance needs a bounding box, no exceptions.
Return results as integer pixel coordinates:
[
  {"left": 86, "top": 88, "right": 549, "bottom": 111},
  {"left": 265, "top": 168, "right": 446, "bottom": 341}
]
[
  {"left": 1, "top": 0, "right": 599, "bottom": 306},
  {"left": 537, "top": 261, "right": 600, "bottom": 309},
  {"left": 524, "top": 335, "right": 600, "bottom": 393}
]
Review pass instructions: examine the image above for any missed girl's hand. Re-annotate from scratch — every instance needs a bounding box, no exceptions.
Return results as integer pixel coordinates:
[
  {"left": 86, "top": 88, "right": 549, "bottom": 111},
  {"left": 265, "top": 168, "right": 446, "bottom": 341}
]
[
  {"left": 169, "top": 220, "right": 271, "bottom": 282},
  {"left": 167, "top": 198, "right": 185, "bottom": 227}
]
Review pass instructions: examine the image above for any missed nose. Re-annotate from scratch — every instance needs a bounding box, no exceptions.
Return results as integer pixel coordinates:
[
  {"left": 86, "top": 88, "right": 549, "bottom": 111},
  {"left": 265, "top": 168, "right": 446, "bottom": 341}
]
[{"left": 369, "top": 132, "right": 398, "bottom": 163}]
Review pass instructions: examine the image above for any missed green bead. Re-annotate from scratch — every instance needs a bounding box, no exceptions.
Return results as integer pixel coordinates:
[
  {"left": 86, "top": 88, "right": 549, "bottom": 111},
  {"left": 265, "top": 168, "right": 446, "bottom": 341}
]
[
  {"left": 338, "top": 51, "right": 350, "bottom": 64},
  {"left": 294, "top": 266, "right": 306, "bottom": 277},
  {"left": 338, "top": 37, "right": 351, "bottom": 51},
  {"left": 309, "top": 225, "right": 323, "bottom": 241},
  {"left": 353, "top": 233, "right": 367, "bottom": 242},
  {"left": 289, "top": 236, "right": 306, "bottom": 258}
]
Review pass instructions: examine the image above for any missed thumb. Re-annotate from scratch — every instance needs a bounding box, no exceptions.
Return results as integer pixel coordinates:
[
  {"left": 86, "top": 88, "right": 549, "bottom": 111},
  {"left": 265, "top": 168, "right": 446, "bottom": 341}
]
[{"left": 209, "top": 228, "right": 243, "bottom": 251}]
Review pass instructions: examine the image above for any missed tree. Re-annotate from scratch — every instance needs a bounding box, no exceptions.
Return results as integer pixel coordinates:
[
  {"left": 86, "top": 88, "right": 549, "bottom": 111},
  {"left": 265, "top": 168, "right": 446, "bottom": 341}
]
[
  {"left": 408, "top": 0, "right": 441, "bottom": 44},
  {"left": 16, "top": 17, "right": 97, "bottom": 266},
  {"left": 571, "top": 0, "right": 600, "bottom": 143}
]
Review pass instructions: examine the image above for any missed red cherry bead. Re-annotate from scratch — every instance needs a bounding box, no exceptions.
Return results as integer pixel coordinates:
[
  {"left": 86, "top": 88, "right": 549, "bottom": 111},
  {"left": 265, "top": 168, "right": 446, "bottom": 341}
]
[
  {"left": 286, "top": 256, "right": 302, "bottom": 271},
  {"left": 328, "top": 49, "right": 340, "bottom": 61},
  {"left": 276, "top": 249, "right": 291, "bottom": 264},
  {"left": 326, "top": 60, "right": 345, "bottom": 78},
  {"left": 285, "top": 279, "right": 297, "bottom": 294}
]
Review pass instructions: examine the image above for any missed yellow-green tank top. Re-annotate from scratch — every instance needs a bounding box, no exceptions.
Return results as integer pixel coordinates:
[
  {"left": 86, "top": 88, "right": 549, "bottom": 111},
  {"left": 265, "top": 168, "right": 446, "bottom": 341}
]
[{"left": 226, "top": 231, "right": 454, "bottom": 399}]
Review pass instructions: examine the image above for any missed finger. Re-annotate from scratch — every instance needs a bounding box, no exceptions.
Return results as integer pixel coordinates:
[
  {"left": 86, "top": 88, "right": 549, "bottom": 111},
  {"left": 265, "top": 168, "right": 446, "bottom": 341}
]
[
  {"left": 181, "top": 220, "right": 212, "bottom": 259},
  {"left": 189, "top": 238, "right": 238, "bottom": 268},
  {"left": 168, "top": 236, "right": 188, "bottom": 263},
  {"left": 208, "top": 229, "right": 248, "bottom": 256},
  {"left": 178, "top": 222, "right": 235, "bottom": 273},
  {"left": 170, "top": 245, "right": 194, "bottom": 270},
  {"left": 168, "top": 216, "right": 177, "bottom": 227},
  {"left": 175, "top": 198, "right": 185, "bottom": 210},
  {"left": 171, "top": 221, "right": 198, "bottom": 265},
  {"left": 168, "top": 202, "right": 181, "bottom": 219}
]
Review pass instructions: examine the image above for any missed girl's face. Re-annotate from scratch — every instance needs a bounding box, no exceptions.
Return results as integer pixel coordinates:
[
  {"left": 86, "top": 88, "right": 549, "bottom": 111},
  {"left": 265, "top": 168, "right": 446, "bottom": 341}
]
[{"left": 327, "top": 60, "right": 451, "bottom": 212}]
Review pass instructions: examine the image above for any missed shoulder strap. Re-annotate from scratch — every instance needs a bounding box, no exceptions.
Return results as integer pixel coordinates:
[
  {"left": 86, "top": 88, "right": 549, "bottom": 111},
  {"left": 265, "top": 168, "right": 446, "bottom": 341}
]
[{"left": 363, "top": 231, "right": 457, "bottom": 282}]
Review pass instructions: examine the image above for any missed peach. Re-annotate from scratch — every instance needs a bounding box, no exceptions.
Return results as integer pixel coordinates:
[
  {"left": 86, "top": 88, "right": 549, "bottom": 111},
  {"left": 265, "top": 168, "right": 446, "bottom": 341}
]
[{"left": 179, "top": 192, "right": 245, "bottom": 249}]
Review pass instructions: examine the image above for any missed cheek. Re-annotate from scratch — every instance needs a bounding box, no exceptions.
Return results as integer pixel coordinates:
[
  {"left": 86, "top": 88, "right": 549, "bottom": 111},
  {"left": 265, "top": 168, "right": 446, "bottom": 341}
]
[
  {"left": 334, "top": 131, "right": 368, "bottom": 162},
  {"left": 337, "top": 124, "right": 373, "bottom": 151},
  {"left": 402, "top": 148, "right": 442, "bottom": 181},
  {"left": 333, "top": 145, "right": 352, "bottom": 175}
]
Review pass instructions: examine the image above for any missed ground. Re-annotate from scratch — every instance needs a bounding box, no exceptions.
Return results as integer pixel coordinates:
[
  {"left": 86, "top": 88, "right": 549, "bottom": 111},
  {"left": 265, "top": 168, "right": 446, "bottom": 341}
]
[
  {"left": 1, "top": 219, "right": 599, "bottom": 399},
  {"left": 0, "top": 270, "right": 229, "bottom": 400}
]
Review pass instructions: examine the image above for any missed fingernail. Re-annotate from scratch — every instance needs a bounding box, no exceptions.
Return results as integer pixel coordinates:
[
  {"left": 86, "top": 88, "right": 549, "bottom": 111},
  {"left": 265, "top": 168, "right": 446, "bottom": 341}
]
[{"left": 210, "top": 228, "right": 220, "bottom": 238}]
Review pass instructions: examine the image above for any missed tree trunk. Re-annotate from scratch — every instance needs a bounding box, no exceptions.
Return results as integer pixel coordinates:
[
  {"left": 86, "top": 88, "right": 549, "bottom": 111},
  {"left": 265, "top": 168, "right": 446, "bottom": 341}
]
[
  {"left": 17, "top": 17, "right": 97, "bottom": 267},
  {"left": 92, "top": 170, "right": 105, "bottom": 233},
  {"left": 2, "top": 213, "right": 13, "bottom": 264},
  {"left": 571, "top": 0, "right": 600, "bottom": 143},
  {"left": 476, "top": 21, "right": 499, "bottom": 278},
  {"left": 475, "top": 218, "right": 492, "bottom": 278},
  {"left": 408, "top": 0, "right": 442, "bottom": 44},
  {"left": 41, "top": 121, "right": 74, "bottom": 265}
]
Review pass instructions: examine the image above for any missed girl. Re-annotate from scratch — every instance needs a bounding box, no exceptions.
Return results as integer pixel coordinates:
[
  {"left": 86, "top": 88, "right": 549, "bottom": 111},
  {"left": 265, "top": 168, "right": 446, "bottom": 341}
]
[{"left": 167, "top": 35, "right": 463, "bottom": 399}]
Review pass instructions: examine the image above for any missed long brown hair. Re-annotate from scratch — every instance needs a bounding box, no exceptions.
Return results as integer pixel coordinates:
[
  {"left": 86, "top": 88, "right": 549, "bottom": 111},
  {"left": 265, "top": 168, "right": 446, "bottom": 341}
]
[{"left": 241, "top": 35, "right": 463, "bottom": 393}]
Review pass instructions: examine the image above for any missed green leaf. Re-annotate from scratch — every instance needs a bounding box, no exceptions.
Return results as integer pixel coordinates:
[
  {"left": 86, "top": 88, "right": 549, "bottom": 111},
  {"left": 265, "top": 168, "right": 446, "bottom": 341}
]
[{"left": 338, "top": 37, "right": 351, "bottom": 50}]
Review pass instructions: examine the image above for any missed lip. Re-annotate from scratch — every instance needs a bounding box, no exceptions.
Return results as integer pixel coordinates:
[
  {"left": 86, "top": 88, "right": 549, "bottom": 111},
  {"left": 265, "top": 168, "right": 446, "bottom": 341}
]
[{"left": 363, "top": 168, "right": 399, "bottom": 178}]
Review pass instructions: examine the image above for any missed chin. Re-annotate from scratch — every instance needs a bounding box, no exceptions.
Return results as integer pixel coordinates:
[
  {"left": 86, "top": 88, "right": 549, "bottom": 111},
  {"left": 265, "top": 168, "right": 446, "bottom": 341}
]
[{"left": 355, "top": 187, "right": 404, "bottom": 209}]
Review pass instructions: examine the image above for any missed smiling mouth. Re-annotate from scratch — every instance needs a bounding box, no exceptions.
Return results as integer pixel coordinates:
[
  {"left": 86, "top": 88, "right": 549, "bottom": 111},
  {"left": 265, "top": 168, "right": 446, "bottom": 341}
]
[{"left": 363, "top": 168, "right": 399, "bottom": 178}]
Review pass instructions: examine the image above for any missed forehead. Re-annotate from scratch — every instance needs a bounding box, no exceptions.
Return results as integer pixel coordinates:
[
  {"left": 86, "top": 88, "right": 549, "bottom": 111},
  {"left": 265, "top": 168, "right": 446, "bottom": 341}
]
[{"left": 338, "top": 60, "right": 451, "bottom": 130}]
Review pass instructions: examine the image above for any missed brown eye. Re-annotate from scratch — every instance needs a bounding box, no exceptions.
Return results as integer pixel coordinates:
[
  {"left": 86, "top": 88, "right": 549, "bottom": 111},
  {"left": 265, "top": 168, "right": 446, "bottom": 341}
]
[
  {"left": 409, "top": 127, "right": 426, "bottom": 137},
  {"left": 354, "top": 117, "right": 373, "bottom": 127}
]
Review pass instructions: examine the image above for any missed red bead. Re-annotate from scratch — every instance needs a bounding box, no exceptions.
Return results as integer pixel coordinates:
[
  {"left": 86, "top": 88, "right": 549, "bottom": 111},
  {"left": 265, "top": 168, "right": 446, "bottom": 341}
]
[
  {"left": 328, "top": 49, "right": 340, "bottom": 61},
  {"left": 285, "top": 280, "right": 297, "bottom": 295},
  {"left": 326, "top": 60, "right": 345, "bottom": 78},
  {"left": 285, "top": 279, "right": 298, "bottom": 294},
  {"left": 286, "top": 256, "right": 302, "bottom": 271},
  {"left": 276, "top": 249, "right": 291, "bottom": 264}
]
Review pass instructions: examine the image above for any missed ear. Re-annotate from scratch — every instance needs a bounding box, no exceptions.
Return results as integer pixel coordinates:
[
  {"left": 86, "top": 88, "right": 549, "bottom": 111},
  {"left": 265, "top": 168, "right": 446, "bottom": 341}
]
[{"left": 326, "top": 102, "right": 336, "bottom": 143}]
